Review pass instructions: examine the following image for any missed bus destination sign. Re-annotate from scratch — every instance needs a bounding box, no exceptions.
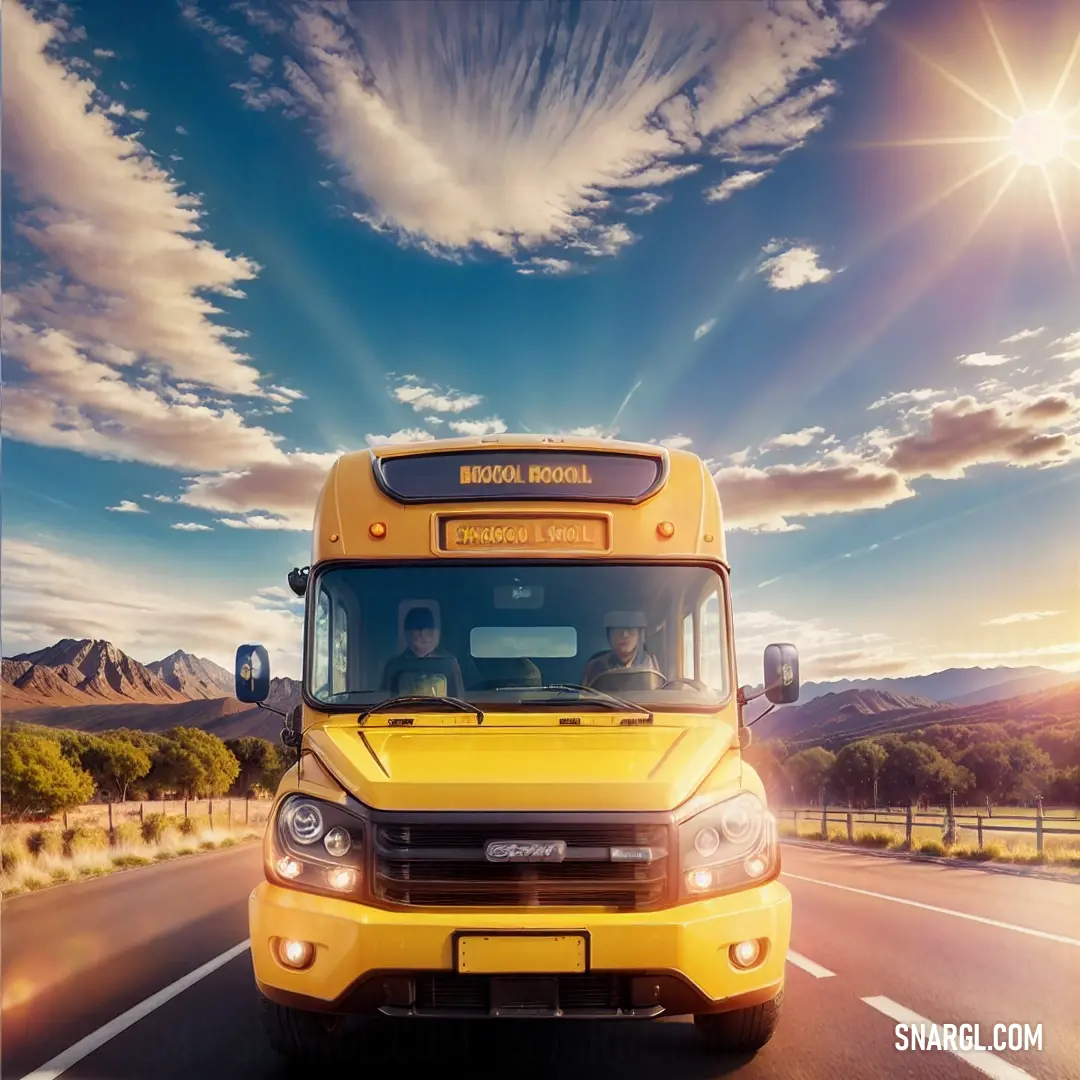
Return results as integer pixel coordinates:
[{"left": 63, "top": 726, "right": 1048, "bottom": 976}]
[{"left": 375, "top": 450, "right": 665, "bottom": 503}]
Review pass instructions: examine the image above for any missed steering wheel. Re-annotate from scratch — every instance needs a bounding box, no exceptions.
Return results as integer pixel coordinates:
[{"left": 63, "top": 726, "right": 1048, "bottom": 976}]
[{"left": 661, "top": 677, "right": 709, "bottom": 692}]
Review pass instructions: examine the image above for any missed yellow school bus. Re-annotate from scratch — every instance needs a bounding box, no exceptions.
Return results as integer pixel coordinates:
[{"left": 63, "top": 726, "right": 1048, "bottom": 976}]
[{"left": 235, "top": 434, "right": 799, "bottom": 1063}]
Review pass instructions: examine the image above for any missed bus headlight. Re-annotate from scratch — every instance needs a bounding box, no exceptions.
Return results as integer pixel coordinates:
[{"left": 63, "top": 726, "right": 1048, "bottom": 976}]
[
  {"left": 268, "top": 794, "right": 366, "bottom": 899},
  {"left": 678, "top": 792, "right": 778, "bottom": 899}
]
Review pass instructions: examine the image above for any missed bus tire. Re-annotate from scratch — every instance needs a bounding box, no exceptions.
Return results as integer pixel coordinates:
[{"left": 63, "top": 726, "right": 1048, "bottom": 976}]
[
  {"left": 693, "top": 988, "right": 783, "bottom": 1055},
  {"left": 258, "top": 991, "right": 350, "bottom": 1064}
]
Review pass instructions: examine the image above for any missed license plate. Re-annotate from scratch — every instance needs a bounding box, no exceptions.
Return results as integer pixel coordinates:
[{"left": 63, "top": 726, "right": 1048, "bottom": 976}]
[{"left": 454, "top": 933, "right": 588, "bottom": 974}]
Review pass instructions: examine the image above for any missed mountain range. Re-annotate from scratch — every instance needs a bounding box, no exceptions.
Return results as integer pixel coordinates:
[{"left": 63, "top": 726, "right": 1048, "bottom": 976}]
[{"left": 2, "top": 638, "right": 1077, "bottom": 745}]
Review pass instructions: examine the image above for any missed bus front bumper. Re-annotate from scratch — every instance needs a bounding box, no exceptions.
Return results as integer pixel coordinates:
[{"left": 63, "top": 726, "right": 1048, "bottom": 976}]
[{"left": 249, "top": 879, "right": 791, "bottom": 1019}]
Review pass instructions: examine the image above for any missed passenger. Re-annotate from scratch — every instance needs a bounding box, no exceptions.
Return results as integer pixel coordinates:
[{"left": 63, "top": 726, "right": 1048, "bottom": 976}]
[
  {"left": 581, "top": 610, "right": 662, "bottom": 686},
  {"left": 380, "top": 606, "right": 464, "bottom": 696}
]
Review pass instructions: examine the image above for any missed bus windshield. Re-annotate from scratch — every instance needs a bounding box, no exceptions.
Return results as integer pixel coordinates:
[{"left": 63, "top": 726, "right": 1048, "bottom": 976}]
[{"left": 307, "top": 562, "right": 732, "bottom": 710}]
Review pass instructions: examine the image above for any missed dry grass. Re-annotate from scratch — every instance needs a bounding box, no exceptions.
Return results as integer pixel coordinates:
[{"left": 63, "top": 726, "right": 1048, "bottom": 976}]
[
  {"left": 778, "top": 814, "right": 1080, "bottom": 869},
  {"left": 1, "top": 817, "right": 264, "bottom": 898}
]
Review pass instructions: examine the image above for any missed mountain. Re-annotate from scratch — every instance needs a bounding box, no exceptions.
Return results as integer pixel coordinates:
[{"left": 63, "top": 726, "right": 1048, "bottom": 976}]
[
  {"left": 760, "top": 678, "right": 1080, "bottom": 751},
  {"left": 788, "top": 666, "right": 1071, "bottom": 705},
  {"left": 751, "top": 689, "right": 945, "bottom": 742},
  {"left": 4, "top": 639, "right": 188, "bottom": 708},
  {"left": 145, "top": 650, "right": 234, "bottom": 700}
]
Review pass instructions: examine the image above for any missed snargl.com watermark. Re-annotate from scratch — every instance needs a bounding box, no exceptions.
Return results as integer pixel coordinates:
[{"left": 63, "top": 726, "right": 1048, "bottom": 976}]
[{"left": 895, "top": 1022, "right": 1043, "bottom": 1053}]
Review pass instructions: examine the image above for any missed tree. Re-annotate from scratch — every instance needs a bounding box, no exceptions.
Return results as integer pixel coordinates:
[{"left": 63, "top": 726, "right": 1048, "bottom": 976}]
[
  {"left": 153, "top": 727, "right": 240, "bottom": 798},
  {"left": 1, "top": 726, "right": 95, "bottom": 819},
  {"left": 879, "top": 740, "right": 973, "bottom": 805},
  {"left": 785, "top": 747, "right": 836, "bottom": 803},
  {"left": 829, "top": 739, "right": 888, "bottom": 806},
  {"left": 224, "top": 737, "right": 283, "bottom": 796},
  {"left": 81, "top": 737, "right": 152, "bottom": 802}
]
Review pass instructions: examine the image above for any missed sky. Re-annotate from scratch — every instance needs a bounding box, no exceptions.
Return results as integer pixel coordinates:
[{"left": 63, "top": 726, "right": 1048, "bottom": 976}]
[{"left": 3, "top": 0, "right": 1079, "bottom": 684}]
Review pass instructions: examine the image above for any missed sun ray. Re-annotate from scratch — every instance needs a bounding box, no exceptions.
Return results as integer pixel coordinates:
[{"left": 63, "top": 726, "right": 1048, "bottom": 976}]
[
  {"left": 897, "top": 34, "right": 1016, "bottom": 123},
  {"left": 970, "top": 162, "right": 1022, "bottom": 236},
  {"left": 854, "top": 135, "right": 1010, "bottom": 148},
  {"left": 1048, "top": 29, "right": 1080, "bottom": 111},
  {"left": 1040, "top": 164, "right": 1076, "bottom": 272},
  {"left": 980, "top": 3, "right": 1027, "bottom": 112}
]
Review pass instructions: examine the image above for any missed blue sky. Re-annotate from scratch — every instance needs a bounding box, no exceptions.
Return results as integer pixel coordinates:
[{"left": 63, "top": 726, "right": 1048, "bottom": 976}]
[{"left": 3, "top": 0, "right": 1079, "bottom": 681}]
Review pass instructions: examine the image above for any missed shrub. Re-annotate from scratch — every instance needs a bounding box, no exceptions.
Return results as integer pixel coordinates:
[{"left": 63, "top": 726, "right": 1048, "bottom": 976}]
[
  {"left": 1, "top": 844, "right": 27, "bottom": 873},
  {"left": 918, "top": 839, "right": 947, "bottom": 856},
  {"left": 111, "top": 853, "right": 152, "bottom": 868},
  {"left": 27, "top": 828, "right": 65, "bottom": 858},
  {"left": 854, "top": 829, "right": 895, "bottom": 849},
  {"left": 140, "top": 813, "right": 169, "bottom": 844},
  {"left": 111, "top": 822, "right": 143, "bottom": 849},
  {"left": 62, "top": 825, "right": 109, "bottom": 858}
]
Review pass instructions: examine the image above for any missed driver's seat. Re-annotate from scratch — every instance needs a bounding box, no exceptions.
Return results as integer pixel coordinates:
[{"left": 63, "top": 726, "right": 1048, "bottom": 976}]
[{"left": 589, "top": 667, "right": 665, "bottom": 693}]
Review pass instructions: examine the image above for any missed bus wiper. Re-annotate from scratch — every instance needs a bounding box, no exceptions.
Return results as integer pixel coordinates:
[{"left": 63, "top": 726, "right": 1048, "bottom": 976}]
[
  {"left": 528, "top": 683, "right": 652, "bottom": 718},
  {"left": 357, "top": 695, "right": 484, "bottom": 725}
]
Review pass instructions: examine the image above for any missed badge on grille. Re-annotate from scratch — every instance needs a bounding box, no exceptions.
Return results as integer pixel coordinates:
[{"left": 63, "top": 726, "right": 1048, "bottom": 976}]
[{"left": 484, "top": 840, "right": 567, "bottom": 862}]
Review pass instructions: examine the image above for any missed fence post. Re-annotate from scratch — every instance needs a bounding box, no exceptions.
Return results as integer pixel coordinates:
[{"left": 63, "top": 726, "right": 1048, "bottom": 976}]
[
  {"left": 977, "top": 814, "right": 983, "bottom": 850},
  {"left": 820, "top": 786, "right": 828, "bottom": 840},
  {"left": 1036, "top": 799, "right": 1044, "bottom": 856},
  {"left": 209, "top": 798, "right": 214, "bottom": 831},
  {"left": 846, "top": 812, "right": 853, "bottom": 844},
  {"left": 63, "top": 811, "right": 69, "bottom": 830},
  {"left": 140, "top": 802, "right": 145, "bottom": 823},
  {"left": 943, "top": 790, "right": 956, "bottom": 846},
  {"left": 905, "top": 804, "right": 913, "bottom": 849},
  {"left": 228, "top": 798, "right": 232, "bottom": 828},
  {"left": 245, "top": 796, "right": 250, "bottom": 825},
  {"left": 108, "top": 800, "right": 115, "bottom": 846},
  {"left": 184, "top": 798, "right": 189, "bottom": 820}
]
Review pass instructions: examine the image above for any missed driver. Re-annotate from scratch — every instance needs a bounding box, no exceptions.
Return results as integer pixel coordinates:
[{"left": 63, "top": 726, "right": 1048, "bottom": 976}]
[
  {"left": 380, "top": 606, "right": 463, "bottom": 694},
  {"left": 581, "top": 610, "right": 662, "bottom": 686}
]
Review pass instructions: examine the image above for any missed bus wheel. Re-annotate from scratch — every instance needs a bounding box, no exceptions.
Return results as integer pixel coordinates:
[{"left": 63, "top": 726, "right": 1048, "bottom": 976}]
[
  {"left": 258, "top": 991, "right": 351, "bottom": 1064},
  {"left": 693, "top": 988, "right": 783, "bottom": 1055}
]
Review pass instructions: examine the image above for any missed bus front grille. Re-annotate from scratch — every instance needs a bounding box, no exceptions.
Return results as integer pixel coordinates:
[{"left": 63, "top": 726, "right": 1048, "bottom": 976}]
[{"left": 372, "top": 821, "right": 671, "bottom": 909}]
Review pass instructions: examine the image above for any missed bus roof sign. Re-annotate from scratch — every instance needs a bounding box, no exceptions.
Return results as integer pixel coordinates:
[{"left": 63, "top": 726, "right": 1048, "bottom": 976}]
[{"left": 373, "top": 449, "right": 667, "bottom": 503}]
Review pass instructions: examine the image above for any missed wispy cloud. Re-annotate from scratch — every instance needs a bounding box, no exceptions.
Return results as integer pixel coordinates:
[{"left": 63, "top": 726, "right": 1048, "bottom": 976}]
[
  {"left": 391, "top": 375, "right": 483, "bottom": 414},
  {"left": 448, "top": 417, "right": 508, "bottom": 437},
  {"left": 704, "top": 170, "right": 768, "bottom": 203},
  {"left": 1001, "top": 327, "right": 1044, "bottom": 343},
  {"left": 756, "top": 241, "right": 837, "bottom": 290},
  {"left": 171, "top": 522, "right": 213, "bottom": 531},
  {"left": 694, "top": 319, "right": 717, "bottom": 341},
  {"left": 364, "top": 428, "right": 436, "bottom": 447},
  {"left": 957, "top": 352, "right": 1014, "bottom": 367},
  {"left": 106, "top": 500, "right": 146, "bottom": 513},
  {"left": 868, "top": 388, "right": 945, "bottom": 411},
  {"left": 188, "top": 1, "right": 883, "bottom": 262},
  {"left": 765, "top": 426, "right": 826, "bottom": 449},
  {"left": 1050, "top": 330, "right": 1080, "bottom": 361},
  {"left": 984, "top": 610, "right": 1064, "bottom": 626}
]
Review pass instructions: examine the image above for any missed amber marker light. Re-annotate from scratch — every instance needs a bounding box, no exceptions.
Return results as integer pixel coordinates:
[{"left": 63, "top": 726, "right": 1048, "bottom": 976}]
[
  {"left": 657, "top": 520, "right": 675, "bottom": 538},
  {"left": 369, "top": 522, "right": 387, "bottom": 539}
]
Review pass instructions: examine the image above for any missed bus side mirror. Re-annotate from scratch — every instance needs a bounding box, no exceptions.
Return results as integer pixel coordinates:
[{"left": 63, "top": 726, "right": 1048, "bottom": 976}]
[
  {"left": 235, "top": 643, "right": 271, "bottom": 703},
  {"left": 763, "top": 642, "right": 799, "bottom": 705}
]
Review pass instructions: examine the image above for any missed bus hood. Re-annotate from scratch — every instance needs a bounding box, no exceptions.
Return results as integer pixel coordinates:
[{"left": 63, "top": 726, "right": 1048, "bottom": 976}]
[{"left": 304, "top": 721, "right": 737, "bottom": 812}]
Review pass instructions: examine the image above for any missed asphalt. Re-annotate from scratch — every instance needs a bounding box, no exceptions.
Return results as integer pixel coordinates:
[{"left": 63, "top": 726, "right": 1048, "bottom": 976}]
[{"left": 2, "top": 842, "right": 1077, "bottom": 1080}]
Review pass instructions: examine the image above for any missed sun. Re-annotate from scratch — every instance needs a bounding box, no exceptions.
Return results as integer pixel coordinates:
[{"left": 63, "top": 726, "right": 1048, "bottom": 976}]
[
  {"left": 1009, "top": 109, "right": 1069, "bottom": 166},
  {"left": 860, "top": 10, "right": 1080, "bottom": 270}
]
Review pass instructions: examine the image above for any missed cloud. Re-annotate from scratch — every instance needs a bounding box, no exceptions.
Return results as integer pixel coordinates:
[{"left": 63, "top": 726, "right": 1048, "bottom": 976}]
[
  {"left": 518, "top": 257, "right": 574, "bottom": 276},
  {"left": 1001, "top": 327, "right": 1044, "bottom": 343},
  {"left": 216, "top": 515, "right": 297, "bottom": 530},
  {"left": 1050, "top": 330, "right": 1080, "bottom": 362},
  {"left": 884, "top": 393, "right": 1079, "bottom": 480},
  {"left": 92, "top": 47, "right": 115, "bottom": 58},
  {"left": 4, "top": 1, "right": 264, "bottom": 398},
  {"left": 179, "top": 1, "right": 248, "bottom": 54},
  {"left": 756, "top": 242, "right": 836, "bottom": 290},
  {"left": 713, "top": 460, "right": 914, "bottom": 533},
  {"left": 984, "top": 610, "right": 1064, "bottom": 626},
  {"left": 1, "top": 537, "right": 302, "bottom": 676},
  {"left": 625, "top": 192, "right": 667, "bottom": 215},
  {"left": 765, "top": 426, "right": 825, "bottom": 449},
  {"left": 694, "top": 319, "right": 717, "bottom": 341},
  {"left": 171, "top": 522, "right": 213, "bottom": 531},
  {"left": 734, "top": 608, "right": 910, "bottom": 682},
  {"left": 390, "top": 375, "right": 483, "bottom": 414},
  {"left": 106, "top": 499, "right": 146, "bottom": 513},
  {"left": 704, "top": 170, "right": 769, "bottom": 202},
  {"left": 196, "top": 1, "right": 882, "bottom": 261},
  {"left": 177, "top": 451, "right": 341, "bottom": 530},
  {"left": 448, "top": 417, "right": 508, "bottom": 437},
  {"left": 658, "top": 434, "right": 693, "bottom": 449},
  {"left": 868, "top": 388, "right": 945, "bottom": 411},
  {"left": 364, "top": 428, "right": 437, "bottom": 447},
  {"left": 957, "top": 352, "right": 1014, "bottom": 367},
  {"left": 175, "top": 125, "right": 188, "bottom": 135}
]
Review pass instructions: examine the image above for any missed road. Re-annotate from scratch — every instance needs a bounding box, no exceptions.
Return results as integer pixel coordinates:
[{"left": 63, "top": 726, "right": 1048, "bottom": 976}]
[{"left": 3, "top": 842, "right": 1077, "bottom": 1080}]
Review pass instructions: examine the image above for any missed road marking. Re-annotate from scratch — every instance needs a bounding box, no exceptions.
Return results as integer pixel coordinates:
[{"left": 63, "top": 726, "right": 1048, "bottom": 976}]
[
  {"left": 782, "top": 873, "right": 1080, "bottom": 948},
  {"left": 19, "top": 940, "right": 251, "bottom": 1080},
  {"left": 786, "top": 950, "right": 836, "bottom": 978},
  {"left": 862, "top": 996, "right": 1038, "bottom": 1080}
]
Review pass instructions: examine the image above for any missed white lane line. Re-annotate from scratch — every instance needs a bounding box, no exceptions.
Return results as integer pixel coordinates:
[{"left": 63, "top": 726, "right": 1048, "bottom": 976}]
[
  {"left": 782, "top": 873, "right": 1080, "bottom": 948},
  {"left": 862, "top": 996, "right": 1038, "bottom": 1080},
  {"left": 19, "top": 940, "right": 251, "bottom": 1080},
  {"left": 786, "top": 950, "right": 836, "bottom": 978}
]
